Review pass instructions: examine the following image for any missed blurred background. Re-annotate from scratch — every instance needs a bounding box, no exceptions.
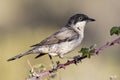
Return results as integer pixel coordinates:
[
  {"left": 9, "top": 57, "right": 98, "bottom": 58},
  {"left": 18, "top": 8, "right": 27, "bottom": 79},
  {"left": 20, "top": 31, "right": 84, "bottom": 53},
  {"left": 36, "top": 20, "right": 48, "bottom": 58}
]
[{"left": 0, "top": 0, "right": 120, "bottom": 80}]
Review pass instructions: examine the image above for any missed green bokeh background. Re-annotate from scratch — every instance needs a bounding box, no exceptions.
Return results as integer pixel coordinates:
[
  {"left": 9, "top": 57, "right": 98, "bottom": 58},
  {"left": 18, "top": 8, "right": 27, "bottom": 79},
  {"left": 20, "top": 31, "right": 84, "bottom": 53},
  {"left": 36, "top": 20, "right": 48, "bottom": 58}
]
[{"left": 0, "top": 0, "right": 120, "bottom": 80}]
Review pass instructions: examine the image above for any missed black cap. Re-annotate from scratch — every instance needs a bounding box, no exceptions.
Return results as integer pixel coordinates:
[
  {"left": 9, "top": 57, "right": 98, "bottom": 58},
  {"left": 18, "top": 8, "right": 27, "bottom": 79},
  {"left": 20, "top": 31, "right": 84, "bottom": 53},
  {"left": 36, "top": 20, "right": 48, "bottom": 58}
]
[{"left": 66, "top": 14, "right": 95, "bottom": 27}]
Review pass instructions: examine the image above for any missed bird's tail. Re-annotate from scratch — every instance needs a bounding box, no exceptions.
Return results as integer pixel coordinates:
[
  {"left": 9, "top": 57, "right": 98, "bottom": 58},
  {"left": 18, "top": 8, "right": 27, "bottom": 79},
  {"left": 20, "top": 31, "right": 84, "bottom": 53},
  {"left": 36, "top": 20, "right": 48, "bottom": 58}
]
[{"left": 7, "top": 50, "right": 33, "bottom": 61}]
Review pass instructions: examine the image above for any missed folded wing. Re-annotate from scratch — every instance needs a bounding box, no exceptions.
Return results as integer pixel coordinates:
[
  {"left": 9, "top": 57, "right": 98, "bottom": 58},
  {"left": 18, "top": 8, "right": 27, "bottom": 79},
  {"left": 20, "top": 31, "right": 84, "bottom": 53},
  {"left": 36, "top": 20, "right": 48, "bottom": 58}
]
[{"left": 31, "top": 27, "right": 78, "bottom": 47}]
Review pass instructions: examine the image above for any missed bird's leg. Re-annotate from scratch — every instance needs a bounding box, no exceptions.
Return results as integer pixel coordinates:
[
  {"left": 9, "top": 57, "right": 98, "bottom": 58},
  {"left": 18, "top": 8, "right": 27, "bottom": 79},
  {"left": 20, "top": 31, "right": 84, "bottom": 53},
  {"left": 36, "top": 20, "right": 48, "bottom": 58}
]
[{"left": 48, "top": 55, "right": 55, "bottom": 69}]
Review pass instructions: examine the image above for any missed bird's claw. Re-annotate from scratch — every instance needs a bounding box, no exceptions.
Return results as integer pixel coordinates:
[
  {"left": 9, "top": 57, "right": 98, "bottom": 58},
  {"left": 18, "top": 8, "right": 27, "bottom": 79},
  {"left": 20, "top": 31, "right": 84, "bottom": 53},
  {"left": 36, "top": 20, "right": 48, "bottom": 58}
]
[
  {"left": 51, "top": 65, "right": 57, "bottom": 72},
  {"left": 56, "top": 61, "right": 65, "bottom": 69},
  {"left": 73, "top": 55, "right": 81, "bottom": 65}
]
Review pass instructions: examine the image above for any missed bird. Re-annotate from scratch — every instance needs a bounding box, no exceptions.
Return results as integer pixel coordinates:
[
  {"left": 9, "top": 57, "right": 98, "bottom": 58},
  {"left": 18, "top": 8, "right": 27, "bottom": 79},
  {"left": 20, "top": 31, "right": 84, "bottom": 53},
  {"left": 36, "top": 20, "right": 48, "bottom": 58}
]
[{"left": 7, "top": 14, "right": 95, "bottom": 63}]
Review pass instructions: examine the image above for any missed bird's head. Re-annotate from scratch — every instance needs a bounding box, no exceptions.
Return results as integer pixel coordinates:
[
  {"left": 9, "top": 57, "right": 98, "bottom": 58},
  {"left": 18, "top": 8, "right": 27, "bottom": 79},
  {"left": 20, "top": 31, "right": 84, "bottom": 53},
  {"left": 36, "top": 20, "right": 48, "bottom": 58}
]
[{"left": 66, "top": 14, "right": 95, "bottom": 31}]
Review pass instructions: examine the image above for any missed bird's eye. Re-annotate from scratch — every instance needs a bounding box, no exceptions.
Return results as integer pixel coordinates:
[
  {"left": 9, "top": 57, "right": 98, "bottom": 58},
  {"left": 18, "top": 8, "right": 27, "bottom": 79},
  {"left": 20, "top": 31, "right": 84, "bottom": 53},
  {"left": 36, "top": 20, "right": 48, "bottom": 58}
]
[{"left": 79, "top": 17, "right": 83, "bottom": 20}]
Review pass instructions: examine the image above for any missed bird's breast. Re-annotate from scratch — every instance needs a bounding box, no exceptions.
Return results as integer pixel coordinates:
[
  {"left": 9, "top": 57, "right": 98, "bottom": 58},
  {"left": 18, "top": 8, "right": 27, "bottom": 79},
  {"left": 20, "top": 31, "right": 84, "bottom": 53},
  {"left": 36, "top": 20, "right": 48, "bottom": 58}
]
[
  {"left": 57, "top": 35, "right": 84, "bottom": 54},
  {"left": 37, "top": 34, "right": 84, "bottom": 56}
]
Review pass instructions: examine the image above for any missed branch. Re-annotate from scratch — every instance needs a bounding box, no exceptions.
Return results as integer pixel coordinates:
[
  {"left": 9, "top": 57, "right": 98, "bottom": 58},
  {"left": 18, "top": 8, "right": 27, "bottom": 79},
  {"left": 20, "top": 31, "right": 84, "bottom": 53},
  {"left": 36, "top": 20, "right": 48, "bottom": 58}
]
[
  {"left": 95, "top": 37, "right": 120, "bottom": 54},
  {"left": 27, "top": 36, "right": 120, "bottom": 80}
]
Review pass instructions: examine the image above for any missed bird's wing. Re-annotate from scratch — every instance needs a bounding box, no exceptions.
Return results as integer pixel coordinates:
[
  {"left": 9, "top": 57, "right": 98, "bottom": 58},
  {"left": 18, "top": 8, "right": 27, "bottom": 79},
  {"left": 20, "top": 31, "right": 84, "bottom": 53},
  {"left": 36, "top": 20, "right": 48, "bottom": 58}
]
[{"left": 31, "top": 27, "right": 78, "bottom": 47}]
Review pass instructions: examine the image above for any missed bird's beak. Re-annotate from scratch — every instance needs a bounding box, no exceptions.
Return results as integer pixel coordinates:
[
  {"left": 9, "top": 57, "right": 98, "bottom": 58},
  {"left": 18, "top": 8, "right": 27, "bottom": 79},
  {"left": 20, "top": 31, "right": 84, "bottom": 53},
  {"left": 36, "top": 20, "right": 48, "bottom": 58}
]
[{"left": 87, "top": 17, "right": 95, "bottom": 22}]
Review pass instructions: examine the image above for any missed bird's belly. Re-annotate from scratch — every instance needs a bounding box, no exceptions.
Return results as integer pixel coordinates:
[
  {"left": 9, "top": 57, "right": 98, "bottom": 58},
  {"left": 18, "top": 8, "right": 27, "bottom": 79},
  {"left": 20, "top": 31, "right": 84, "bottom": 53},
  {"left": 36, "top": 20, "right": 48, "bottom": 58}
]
[
  {"left": 38, "top": 38, "right": 83, "bottom": 56},
  {"left": 57, "top": 39, "right": 82, "bottom": 54}
]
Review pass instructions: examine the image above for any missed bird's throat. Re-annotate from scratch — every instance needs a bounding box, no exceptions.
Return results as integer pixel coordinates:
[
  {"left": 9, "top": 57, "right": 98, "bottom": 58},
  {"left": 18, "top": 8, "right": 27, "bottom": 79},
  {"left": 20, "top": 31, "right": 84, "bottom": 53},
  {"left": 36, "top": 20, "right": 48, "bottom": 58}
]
[{"left": 73, "top": 21, "right": 86, "bottom": 34}]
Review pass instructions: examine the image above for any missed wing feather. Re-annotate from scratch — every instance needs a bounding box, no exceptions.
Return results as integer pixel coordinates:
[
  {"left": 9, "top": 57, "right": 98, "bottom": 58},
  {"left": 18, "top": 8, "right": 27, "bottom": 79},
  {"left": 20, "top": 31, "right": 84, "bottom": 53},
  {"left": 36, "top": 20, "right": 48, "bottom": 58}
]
[{"left": 31, "top": 27, "right": 78, "bottom": 47}]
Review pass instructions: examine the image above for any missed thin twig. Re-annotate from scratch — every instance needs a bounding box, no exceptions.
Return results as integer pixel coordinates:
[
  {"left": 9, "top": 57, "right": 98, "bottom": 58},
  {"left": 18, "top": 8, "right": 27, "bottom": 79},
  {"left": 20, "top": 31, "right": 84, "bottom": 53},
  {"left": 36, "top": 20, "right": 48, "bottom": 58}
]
[
  {"left": 27, "top": 60, "right": 33, "bottom": 71},
  {"left": 27, "top": 60, "right": 38, "bottom": 78},
  {"left": 95, "top": 37, "right": 120, "bottom": 54}
]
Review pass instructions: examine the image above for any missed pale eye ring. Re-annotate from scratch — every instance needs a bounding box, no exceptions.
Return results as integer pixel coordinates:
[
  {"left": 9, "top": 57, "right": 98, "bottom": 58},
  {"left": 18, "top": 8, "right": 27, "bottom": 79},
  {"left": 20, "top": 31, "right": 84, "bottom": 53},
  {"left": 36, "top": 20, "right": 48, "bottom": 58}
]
[{"left": 79, "top": 17, "right": 83, "bottom": 20}]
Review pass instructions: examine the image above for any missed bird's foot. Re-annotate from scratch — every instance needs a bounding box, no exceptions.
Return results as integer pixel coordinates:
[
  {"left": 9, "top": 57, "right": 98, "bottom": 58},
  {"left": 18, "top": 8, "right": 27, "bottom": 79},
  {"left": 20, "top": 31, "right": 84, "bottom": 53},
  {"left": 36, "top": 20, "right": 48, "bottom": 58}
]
[
  {"left": 58, "top": 64, "right": 65, "bottom": 69},
  {"left": 51, "top": 64, "right": 56, "bottom": 70},
  {"left": 56, "top": 61, "right": 65, "bottom": 69},
  {"left": 73, "top": 55, "right": 81, "bottom": 65}
]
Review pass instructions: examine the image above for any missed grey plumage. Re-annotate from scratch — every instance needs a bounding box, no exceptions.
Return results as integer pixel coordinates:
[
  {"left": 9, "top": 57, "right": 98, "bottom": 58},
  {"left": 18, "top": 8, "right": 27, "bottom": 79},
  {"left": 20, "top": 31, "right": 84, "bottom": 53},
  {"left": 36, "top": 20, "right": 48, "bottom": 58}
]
[
  {"left": 7, "top": 27, "right": 79, "bottom": 61},
  {"left": 7, "top": 50, "right": 33, "bottom": 61},
  {"left": 31, "top": 27, "right": 78, "bottom": 47},
  {"left": 7, "top": 14, "right": 95, "bottom": 61}
]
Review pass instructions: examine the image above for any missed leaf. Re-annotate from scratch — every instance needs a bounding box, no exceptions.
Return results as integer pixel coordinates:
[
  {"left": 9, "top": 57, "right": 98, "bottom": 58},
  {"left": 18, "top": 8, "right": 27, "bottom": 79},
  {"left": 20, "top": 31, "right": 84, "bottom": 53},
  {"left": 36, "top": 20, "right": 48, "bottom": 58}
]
[
  {"left": 33, "top": 64, "right": 46, "bottom": 72},
  {"left": 110, "top": 26, "right": 120, "bottom": 36},
  {"left": 80, "top": 48, "right": 90, "bottom": 58},
  {"left": 29, "top": 70, "right": 34, "bottom": 77},
  {"left": 80, "top": 48, "right": 88, "bottom": 56},
  {"left": 79, "top": 46, "right": 95, "bottom": 58}
]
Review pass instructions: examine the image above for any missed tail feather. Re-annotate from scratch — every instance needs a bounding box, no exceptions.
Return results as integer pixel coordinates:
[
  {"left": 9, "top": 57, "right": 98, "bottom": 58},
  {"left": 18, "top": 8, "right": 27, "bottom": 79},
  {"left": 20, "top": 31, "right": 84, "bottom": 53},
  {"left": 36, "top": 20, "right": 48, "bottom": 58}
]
[
  {"left": 35, "top": 53, "right": 46, "bottom": 59},
  {"left": 7, "top": 50, "right": 32, "bottom": 61}
]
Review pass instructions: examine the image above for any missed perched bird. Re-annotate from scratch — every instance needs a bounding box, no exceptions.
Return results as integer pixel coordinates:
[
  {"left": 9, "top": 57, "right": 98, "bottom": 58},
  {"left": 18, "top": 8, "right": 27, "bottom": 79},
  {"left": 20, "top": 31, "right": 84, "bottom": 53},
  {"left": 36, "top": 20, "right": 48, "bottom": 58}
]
[{"left": 7, "top": 14, "right": 95, "bottom": 62}]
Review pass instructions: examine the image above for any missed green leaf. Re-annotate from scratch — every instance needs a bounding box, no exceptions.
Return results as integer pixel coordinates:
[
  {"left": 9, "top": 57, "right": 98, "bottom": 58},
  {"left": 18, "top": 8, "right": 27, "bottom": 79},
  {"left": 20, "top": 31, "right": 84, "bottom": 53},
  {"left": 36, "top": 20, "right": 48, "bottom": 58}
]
[
  {"left": 80, "top": 48, "right": 90, "bottom": 58},
  {"left": 80, "top": 48, "right": 89, "bottom": 53},
  {"left": 79, "top": 47, "right": 95, "bottom": 58},
  {"left": 29, "top": 70, "right": 34, "bottom": 77},
  {"left": 110, "top": 26, "right": 120, "bottom": 36},
  {"left": 33, "top": 64, "right": 46, "bottom": 72}
]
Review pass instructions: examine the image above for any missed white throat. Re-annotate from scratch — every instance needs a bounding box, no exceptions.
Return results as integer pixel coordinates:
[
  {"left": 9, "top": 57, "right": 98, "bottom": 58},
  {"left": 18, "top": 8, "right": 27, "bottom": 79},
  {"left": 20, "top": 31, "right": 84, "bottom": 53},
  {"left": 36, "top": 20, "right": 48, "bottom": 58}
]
[{"left": 72, "top": 21, "right": 87, "bottom": 34}]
